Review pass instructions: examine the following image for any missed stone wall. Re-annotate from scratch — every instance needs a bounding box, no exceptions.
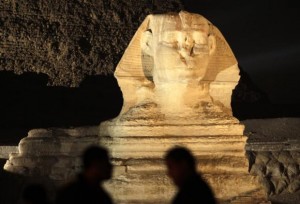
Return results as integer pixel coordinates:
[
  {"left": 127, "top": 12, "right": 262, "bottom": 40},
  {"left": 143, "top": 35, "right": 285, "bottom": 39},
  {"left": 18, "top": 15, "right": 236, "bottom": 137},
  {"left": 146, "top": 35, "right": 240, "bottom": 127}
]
[
  {"left": 244, "top": 118, "right": 300, "bottom": 196},
  {"left": 248, "top": 150, "right": 300, "bottom": 195},
  {"left": 0, "top": 0, "right": 183, "bottom": 86},
  {"left": 4, "top": 126, "right": 99, "bottom": 183}
]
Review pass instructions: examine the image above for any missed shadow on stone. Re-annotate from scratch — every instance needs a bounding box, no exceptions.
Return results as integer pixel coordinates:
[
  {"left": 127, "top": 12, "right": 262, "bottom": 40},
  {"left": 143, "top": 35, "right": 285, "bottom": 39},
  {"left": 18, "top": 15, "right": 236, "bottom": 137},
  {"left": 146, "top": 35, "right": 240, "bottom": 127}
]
[
  {"left": 0, "top": 71, "right": 122, "bottom": 145},
  {"left": 0, "top": 158, "right": 56, "bottom": 204}
]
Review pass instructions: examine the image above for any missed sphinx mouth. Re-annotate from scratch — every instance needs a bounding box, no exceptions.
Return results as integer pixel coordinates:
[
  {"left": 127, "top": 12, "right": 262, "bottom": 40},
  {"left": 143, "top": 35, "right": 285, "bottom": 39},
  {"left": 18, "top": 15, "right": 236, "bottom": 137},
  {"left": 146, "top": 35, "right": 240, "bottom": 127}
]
[
  {"left": 185, "top": 61, "right": 195, "bottom": 69},
  {"left": 179, "top": 56, "right": 195, "bottom": 69}
]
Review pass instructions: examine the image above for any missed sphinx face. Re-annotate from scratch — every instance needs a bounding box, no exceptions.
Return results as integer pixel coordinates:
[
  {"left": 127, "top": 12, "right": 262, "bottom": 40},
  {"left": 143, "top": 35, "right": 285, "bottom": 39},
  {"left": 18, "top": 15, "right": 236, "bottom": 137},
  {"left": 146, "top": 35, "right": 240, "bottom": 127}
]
[
  {"left": 154, "top": 29, "right": 211, "bottom": 84},
  {"left": 147, "top": 14, "right": 215, "bottom": 85}
]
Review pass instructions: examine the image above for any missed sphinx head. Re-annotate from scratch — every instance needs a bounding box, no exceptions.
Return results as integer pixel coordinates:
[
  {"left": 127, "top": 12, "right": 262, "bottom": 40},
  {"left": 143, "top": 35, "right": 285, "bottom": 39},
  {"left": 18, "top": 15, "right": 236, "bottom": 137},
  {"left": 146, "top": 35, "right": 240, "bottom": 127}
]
[{"left": 141, "top": 11, "right": 216, "bottom": 85}]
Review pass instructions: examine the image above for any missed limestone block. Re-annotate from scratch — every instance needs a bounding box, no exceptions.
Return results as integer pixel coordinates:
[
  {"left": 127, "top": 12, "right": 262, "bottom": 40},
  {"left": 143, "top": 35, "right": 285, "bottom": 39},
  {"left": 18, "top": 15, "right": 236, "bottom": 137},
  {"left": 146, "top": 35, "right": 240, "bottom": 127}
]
[
  {"left": 248, "top": 149, "right": 300, "bottom": 195},
  {"left": 28, "top": 127, "right": 99, "bottom": 138},
  {"left": 100, "top": 135, "right": 247, "bottom": 159},
  {"left": 104, "top": 173, "right": 175, "bottom": 203},
  {"left": 288, "top": 177, "right": 300, "bottom": 193},
  {"left": 0, "top": 146, "right": 18, "bottom": 159},
  {"left": 19, "top": 135, "right": 98, "bottom": 156},
  {"left": 7, "top": 155, "right": 81, "bottom": 169},
  {"left": 204, "top": 174, "right": 263, "bottom": 200},
  {"left": 266, "top": 159, "right": 284, "bottom": 177},
  {"left": 250, "top": 163, "right": 266, "bottom": 177},
  {"left": 277, "top": 151, "right": 294, "bottom": 164},
  {"left": 4, "top": 126, "right": 99, "bottom": 182},
  {"left": 105, "top": 166, "right": 263, "bottom": 203},
  {"left": 259, "top": 177, "right": 275, "bottom": 195},
  {"left": 255, "top": 151, "right": 272, "bottom": 165},
  {"left": 28, "top": 129, "right": 53, "bottom": 137},
  {"left": 286, "top": 163, "right": 299, "bottom": 179},
  {"left": 271, "top": 178, "right": 288, "bottom": 194},
  {"left": 290, "top": 151, "right": 300, "bottom": 161},
  {"left": 110, "top": 154, "right": 248, "bottom": 176}
]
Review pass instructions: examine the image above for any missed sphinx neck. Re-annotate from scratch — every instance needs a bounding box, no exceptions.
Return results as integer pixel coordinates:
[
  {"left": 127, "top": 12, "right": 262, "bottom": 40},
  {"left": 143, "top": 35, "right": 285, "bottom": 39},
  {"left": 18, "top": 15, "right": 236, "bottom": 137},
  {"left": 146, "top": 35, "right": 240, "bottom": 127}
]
[{"left": 155, "top": 82, "right": 210, "bottom": 114}]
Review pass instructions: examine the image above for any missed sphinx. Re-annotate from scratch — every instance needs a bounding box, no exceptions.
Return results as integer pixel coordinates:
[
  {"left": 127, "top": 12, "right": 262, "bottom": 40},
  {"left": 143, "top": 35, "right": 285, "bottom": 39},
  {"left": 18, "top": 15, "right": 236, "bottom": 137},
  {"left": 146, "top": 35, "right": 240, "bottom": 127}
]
[
  {"left": 2, "top": 11, "right": 267, "bottom": 204},
  {"left": 100, "top": 11, "right": 267, "bottom": 204},
  {"left": 100, "top": 11, "right": 242, "bottom": 137}
]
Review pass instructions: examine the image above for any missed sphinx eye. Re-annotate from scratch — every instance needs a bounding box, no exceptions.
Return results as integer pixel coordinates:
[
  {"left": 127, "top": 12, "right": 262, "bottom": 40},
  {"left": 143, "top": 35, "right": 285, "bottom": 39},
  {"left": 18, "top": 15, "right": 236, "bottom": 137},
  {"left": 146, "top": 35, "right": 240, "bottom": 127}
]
[
  {"left": 162, "top": 41, "right": 179, "bottom": 49},
  {"left": 193, "top": 44, "right": 209, "bottom": 54}
]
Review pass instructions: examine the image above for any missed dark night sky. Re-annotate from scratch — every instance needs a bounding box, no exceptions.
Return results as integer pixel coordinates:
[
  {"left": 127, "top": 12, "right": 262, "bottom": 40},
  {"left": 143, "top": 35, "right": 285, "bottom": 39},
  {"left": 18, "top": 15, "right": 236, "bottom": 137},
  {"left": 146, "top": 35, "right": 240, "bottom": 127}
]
[{"left": 183, "top": 0, "right": 300, "bottom": 104}]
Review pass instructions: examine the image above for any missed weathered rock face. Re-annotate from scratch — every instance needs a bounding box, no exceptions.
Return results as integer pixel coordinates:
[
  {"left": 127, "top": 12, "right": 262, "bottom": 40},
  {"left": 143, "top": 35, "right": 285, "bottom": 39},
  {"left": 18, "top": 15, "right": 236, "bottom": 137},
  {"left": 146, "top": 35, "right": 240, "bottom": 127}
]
[
  {"left": 99, "top": 11, "right": 267, "bottom": 203},
  {"left": 4, "top": 127, "right": 99, "bottom": 184},
  {"left": 245, "top": 118, "right": 300, "bottom": 196},
  {"left": 249, "top": 150, "right": 300, "bottom": 195},
  {"left": 0, "top": 0, "right": 183, "bottom": 86}
]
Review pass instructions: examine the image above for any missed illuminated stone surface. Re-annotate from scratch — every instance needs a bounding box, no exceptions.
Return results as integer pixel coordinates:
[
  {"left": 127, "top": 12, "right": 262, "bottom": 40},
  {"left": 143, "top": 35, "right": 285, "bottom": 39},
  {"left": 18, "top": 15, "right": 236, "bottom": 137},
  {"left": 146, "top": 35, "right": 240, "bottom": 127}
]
[
  {"left": 3, "top": 11, "right": 269, "bottom": 204},
  {"left": 245, "top": 118, "right": 300, "bottom": 195},
  {"left": 4, "top": 127, "right": 98, "bottom": 183},
  {"left": 100, "top": 11, "right": 268, "bottom": 203}
]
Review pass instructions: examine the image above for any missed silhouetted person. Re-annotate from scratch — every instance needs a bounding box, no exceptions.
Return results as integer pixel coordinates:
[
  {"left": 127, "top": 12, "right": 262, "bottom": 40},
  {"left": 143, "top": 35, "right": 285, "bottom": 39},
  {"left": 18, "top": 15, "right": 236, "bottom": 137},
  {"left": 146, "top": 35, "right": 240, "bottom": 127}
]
[
  {"left": 22, "top": 183, "right": 48, "bottom": 204},
  {"left": 56, "top": 145, "right": 113, "bottom": 204},
  {"left": 165, "top": 146, "right": 216, "bottom": 204}
]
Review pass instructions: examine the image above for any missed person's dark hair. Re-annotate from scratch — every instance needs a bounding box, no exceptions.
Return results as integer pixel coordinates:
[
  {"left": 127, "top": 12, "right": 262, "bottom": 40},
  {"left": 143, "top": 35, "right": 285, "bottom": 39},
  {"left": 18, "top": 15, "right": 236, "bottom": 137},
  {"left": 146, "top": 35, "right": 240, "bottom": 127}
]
[
  {"left": 83, "top": 145, "right": 109, "bottom": 169},
  {"left": 164, "top": 146, "right": 196, "bottom": 169},
  {"left": 22, "top": 183, "right": 47, "bottom": 203}
]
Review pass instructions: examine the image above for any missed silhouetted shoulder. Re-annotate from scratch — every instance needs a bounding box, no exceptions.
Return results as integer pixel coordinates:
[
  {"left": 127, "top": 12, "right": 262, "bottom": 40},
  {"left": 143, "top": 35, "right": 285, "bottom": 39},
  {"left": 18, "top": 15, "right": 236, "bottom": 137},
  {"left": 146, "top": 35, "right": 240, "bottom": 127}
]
[
  {"left": 172, "top": 174, "right": 216, "bottom": 204},
  {"left": 56, "top": 175, "right": 113, "bottom": 204}
]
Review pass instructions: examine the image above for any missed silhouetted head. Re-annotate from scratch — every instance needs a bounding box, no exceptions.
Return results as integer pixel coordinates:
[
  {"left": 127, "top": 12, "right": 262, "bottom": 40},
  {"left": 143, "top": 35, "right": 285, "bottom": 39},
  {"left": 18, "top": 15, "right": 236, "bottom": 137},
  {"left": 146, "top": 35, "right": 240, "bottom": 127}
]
[
  {"left": 82, "top": 145, "right": 113, "bottom": 184},
  {"left": 22, "top": 184, "right": 47, "bottom": 204},
  {"left": 164, "top": 146, "right": 197, "bottom": 187}
]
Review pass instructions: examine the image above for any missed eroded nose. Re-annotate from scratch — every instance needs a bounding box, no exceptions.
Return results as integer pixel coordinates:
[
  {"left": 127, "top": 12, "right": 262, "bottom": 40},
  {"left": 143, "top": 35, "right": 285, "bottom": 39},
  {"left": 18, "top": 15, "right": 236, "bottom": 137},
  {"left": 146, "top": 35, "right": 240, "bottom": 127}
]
[
  {"left": 180, "top": 44, "right": 194, "bottom": 58},
  {"left": 181, "top": 37, "right": 194, "bottom": 56}
]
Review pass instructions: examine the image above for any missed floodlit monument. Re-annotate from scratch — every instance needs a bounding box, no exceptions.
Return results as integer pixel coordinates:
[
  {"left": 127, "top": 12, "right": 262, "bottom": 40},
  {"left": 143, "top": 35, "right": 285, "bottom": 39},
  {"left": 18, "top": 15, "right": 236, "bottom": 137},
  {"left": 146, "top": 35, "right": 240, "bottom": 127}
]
[
  {"left": 99, "top": 11, "right": 267, "bottom": 203},
  {"left": 4, "top": 11, "right": 268, "bottom": 204}
]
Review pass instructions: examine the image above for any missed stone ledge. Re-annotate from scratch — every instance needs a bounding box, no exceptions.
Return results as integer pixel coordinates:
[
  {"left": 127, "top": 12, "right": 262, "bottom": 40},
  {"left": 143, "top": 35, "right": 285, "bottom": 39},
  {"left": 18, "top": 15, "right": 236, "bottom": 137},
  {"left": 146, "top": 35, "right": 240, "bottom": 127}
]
[
  {"left": 0, "top": 146, "right": 18, "bottom": 159},
  {"left": 246, "top": 141, "right": 300, "bottom": 152}
]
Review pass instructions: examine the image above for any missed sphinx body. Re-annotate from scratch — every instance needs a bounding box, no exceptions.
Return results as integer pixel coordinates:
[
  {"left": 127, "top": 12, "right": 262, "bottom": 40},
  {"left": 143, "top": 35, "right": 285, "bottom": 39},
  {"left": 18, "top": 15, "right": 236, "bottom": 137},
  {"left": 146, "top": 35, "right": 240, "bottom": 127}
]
[{"left": 100, "top": 11, "right": 242, "bottom": 137}]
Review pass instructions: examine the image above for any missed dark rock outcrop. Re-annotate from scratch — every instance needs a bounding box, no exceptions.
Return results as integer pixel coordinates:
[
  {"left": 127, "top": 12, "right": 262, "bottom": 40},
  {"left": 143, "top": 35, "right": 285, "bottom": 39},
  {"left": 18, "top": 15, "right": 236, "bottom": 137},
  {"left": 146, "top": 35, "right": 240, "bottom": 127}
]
[{"left": 0, "top": 0, "right": 183, "bottom": 86}]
